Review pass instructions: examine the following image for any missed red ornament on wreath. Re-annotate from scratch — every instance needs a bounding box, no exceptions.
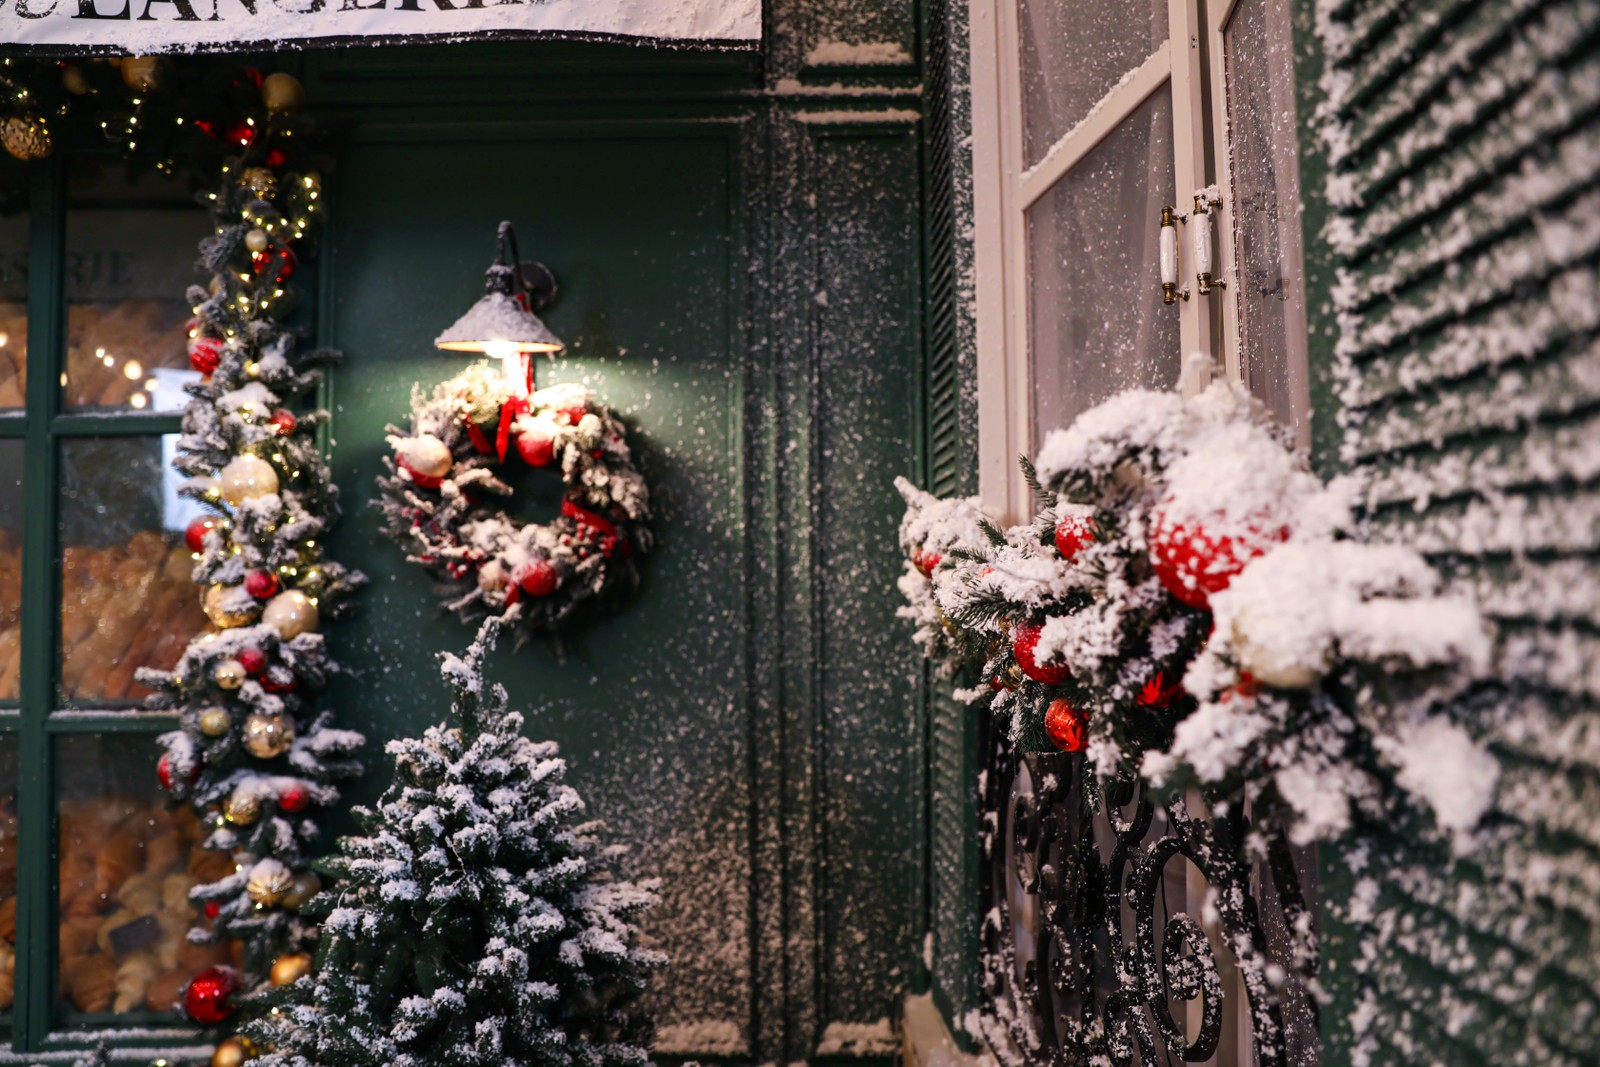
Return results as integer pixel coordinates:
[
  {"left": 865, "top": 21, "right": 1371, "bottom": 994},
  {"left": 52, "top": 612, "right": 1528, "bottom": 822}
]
[
  {"left": 1148, "top": 502, "right": 1289, "bottom": 610},
  {"left": 1044, "top": 698, "right": 1089, "bottom": 752},
  {"left": 1012, "top": 619, "right": 1072, "bottom": 685},
  {"left": 376, "top": 365, "right": 651, "bottom": 641},
  {"left": 184, "top": 966, "right": 241, "bottom": 1024},
  {"left": 270, "top": 409, "right": 297, "bottom": 436},
  {"left": 157, "top": 751, "right": 199, "bottom": 791}
]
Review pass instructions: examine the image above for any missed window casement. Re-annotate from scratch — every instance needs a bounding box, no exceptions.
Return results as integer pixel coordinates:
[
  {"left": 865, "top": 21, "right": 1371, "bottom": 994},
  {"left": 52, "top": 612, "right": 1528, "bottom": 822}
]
[
  {"left": 0, "top": 156, "right": 229, "bottom": 1059},
  {"left": 970, "top": 0, "right": 1311, "bottom": 523}
]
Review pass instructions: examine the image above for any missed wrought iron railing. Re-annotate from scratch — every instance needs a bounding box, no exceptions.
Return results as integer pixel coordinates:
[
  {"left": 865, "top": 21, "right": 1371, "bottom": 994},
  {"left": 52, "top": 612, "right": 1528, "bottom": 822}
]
[{"left": 979, "top": 719, "right": 1320, "bottom": 1065}]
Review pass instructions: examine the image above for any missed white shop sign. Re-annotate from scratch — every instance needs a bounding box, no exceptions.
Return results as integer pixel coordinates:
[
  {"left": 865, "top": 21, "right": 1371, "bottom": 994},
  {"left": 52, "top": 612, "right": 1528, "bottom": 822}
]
[{"left": 0, "top": 0, "right": 760, "bottom": 53}]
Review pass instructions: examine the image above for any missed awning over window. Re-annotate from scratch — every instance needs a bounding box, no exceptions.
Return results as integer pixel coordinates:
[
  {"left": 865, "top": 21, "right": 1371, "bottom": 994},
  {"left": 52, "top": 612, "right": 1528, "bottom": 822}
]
[{"left": 1, "top": 0, "right": 761, "bottom": 54}]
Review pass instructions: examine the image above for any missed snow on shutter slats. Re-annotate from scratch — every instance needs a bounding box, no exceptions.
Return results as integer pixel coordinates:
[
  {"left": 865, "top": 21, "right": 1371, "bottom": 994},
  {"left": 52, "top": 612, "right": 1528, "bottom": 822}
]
[{"left": 1319, "top": 0, "right": 1600, "bottom": 1062}]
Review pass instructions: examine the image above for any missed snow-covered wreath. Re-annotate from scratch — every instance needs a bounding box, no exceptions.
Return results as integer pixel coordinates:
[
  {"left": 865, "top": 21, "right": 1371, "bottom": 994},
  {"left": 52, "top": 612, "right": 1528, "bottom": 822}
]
[{"left": 376, "top": 362, "right": 651, "bottom": 639}]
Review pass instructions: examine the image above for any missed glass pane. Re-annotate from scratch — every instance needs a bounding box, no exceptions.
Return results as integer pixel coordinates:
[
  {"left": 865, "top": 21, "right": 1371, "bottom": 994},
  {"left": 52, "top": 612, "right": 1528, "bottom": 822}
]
[
  {"left": 1017, "top": 0, "right": 1168, "bottom": 166},
  {"left": 0, "top": 210, "right": 24, "bottom": 409},
  {"left": 59, "top": 437, "right": 209, "bottom": 707},
  {"left": 1225, "top": 0, "right": 1311, "bottom": 440},
  {"left": 0, "top": 733, "right": 16, "bottom": 1018},
  {"left": 57, "top": 734, "right": 233, "bottom": 1019},
  {"left": 0, "top": 441, "right": 19, "bottom": 703},
  {"left": 1027, "top": 90, "right": 1180, "bottom": 443},
  {"left": 64, "top": 167, "right": 208, "bottom": 412}
]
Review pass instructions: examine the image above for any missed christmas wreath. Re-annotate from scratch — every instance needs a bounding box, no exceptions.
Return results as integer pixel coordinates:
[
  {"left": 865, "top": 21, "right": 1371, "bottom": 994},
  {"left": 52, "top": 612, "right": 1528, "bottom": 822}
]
[{"left": 377, "top": 362, "right": 651, "bottom": 639}]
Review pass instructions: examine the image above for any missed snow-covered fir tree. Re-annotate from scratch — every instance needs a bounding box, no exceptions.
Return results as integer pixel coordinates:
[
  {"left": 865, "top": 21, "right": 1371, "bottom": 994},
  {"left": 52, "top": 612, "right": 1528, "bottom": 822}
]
[
  {"left": 245, "top": 619, "right": 665, "bottom": 1067},
  {"left": 134, "top": 113, "right": 366, "bottom": 1006}
]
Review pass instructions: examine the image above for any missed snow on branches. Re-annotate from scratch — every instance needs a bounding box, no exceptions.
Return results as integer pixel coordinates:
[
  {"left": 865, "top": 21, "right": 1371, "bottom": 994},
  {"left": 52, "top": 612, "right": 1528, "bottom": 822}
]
[
  {"left": 897, "top": 384, "right": 1494, "bottom": 850},
  {"left": 245, "top": 619, "right": 665, "bottom": 1067}
]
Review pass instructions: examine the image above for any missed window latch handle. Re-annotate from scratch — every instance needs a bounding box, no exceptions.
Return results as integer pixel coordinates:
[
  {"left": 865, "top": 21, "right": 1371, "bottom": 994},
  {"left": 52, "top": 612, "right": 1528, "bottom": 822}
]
[
  {"left": 1159, "top": 205, "right": 1188, "bottom": 305},
  {"left": 1191, "top": 189, "right": 1226, "bottom": 296}
]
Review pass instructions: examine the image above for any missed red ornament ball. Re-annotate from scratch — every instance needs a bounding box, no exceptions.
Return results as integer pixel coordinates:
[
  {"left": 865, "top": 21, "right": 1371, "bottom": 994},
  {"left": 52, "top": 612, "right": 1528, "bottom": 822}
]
[
  {"left": 515, "top": 559, "right": 560, "bottom": 597},
  {"left": 251, "top": 246, "right": 296, "bottom": 284},
  {"left": 515, "top": 432, "right": 555, "bottom": 468},
  {"left": 157, "top": 751, "right": 198, "bottom": 791},
  {"left": 270, "top": 409, "right": 297, "bottom": 437},
  {"left": 560, "top": 405, "right": 588, "bottom": 425},
  {"left": 1148, "top": 505, "right": 1288, "bottom": 610},
  {"left": 244, "top": 568, "right": 280, "bottom": 599},
  {"left": 237, "top": 647, "right": 268, "bottom": 675},
  {"left": 397, "top": 456, "right": 444, "bottom": 491},
  {"left": 264, "top": 146, "right": 288, "bottom": 168},
  {"left": 1054, "top": 513, "right": 1096, "bottom": 562},
  {"left": 278, "top": 785, "right": 311, "bottom": 813},
  {"left": 188, "top": 335, "right": 223, "bottom": 376},
  {"left": 261, "top": 666, "right": 298, "bottom": 694},
  {"left": 203, "top": 900, "right": 221, "bottom": 920},
  {"left": 1044, "top": 698, "right": 1089, "bottom": 752},
  {"left": 223, "top": 121, "right": 256, "bottom": 149},
  {"left": 1012, "top": 620, "right": 1072, "bottom": 685},
  {"left": 184, "top": 966, "right": 240, "bottom": 1024},
  {"left": 184, "top": 516, "right": 220, "bottom": 553},
  {"left": 914, "top": 550, "right": 942, "bottom": 578}
]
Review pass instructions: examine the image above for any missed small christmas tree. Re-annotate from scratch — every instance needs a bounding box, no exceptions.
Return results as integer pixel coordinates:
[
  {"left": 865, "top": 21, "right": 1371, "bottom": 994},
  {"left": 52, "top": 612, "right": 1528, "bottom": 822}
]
[{"left": 247, "top": 619, "right": 665, "bottom": 1067}]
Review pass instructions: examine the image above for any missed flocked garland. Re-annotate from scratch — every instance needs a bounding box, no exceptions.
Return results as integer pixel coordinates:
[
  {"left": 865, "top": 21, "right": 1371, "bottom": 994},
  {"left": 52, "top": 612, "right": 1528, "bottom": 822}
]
[
  {"left": 899, "top": 383, "right": 1495, "bottom": 850},
  {"left": 376, "top": 362, "right": 650, "bottom": 641},
  {"left": 0, "top": 55, "right": 379, "bottom": 1055}
]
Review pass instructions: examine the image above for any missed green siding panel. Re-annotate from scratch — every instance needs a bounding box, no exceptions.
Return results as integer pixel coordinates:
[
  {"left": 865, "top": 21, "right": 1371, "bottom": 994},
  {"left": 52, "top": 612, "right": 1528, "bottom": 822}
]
[{"left": 1313, "top": 0, "right": 1600, "bottom": 1062}]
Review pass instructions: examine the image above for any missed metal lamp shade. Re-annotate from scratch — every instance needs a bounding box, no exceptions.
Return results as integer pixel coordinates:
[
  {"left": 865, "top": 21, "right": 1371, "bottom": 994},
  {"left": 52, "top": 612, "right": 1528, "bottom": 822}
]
[{"left": 434, "top": 290, "right": 563, "bottom": 354}]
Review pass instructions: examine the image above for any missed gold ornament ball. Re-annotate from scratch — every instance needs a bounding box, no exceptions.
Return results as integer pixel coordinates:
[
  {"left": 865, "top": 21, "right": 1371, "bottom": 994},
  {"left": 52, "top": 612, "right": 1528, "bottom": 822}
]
[
  {"left": 120, "top": 56, "right": 162, "bottom": 93},
  {"left": 261, "top": 72, "right": 306, "bottom": 115},
  {"left": 1, "top": 116, "right": 53, "bottom": 162},
  {"left": 270, "top": 951, "right": 314, "bottom": 986},
  {"left": 213, "top": 658, "right": 247, "bottom": 690},
  {"left": 246, "top": 858, "right": 294, "bottom": 907},
  {"left": 240, "top": 167, "right": 278, "bottom": 200},
  {"left": 220, "top": 453, "right": 280, "bottom": 505},
  {"left": 61, "top": 64, "right": 89, "bottom": 95},
  {"left": 203, "top": 584, "right": 262, "bottom": 629},
  {"left": 281, "top": 868, "right": 322, "bottom": 910},
  {"left": 262, "top": 589, "right": 318, "bottom": 639},
  {"left": 478, "top": 558, "right": 508, "bottom": 593},
  {"left": 243, "top": 711, "right": 296, "bottom": 759},
  {"left": 398, "top": 434, "right": 453, "bottom": 480},
  {"left": 245, "top": 228, "right": 270, "bottom": 253},
  {"left": 211, "top": 1037, "right": 257, "bottom": 1067},
  {"left": 198, "top": 706, "right": 232, "bottom": 738},
  {"left": 223, "top": 790, "right": 261, "bottom": 826}
]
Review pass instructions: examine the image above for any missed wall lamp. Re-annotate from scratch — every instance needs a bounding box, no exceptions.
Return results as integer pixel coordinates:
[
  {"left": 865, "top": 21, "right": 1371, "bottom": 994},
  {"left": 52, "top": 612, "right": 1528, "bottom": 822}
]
[{"left": 434, "top": 220, "right": 563, "bottom": 395}]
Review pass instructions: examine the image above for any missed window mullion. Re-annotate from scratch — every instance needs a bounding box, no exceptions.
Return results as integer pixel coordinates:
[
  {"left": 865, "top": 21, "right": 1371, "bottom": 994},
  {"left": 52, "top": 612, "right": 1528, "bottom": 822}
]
[{"left": 15, "top": 155, "right": 65, "bottom": 1054}]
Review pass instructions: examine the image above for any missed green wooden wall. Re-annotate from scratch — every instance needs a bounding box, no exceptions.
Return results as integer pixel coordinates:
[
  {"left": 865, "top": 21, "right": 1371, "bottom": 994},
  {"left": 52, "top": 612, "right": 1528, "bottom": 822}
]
[
  {"left": 1297, "top": 0, "right": 1600, "bottom": 1063},
  {"left": 283, "top": 5, "right": 937, "bottom": 1062}
]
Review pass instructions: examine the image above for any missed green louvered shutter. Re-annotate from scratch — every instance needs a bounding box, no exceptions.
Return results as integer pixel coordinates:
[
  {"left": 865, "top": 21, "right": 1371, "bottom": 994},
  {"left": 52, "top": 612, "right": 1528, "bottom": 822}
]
[
  {"left": 1313, "top": 0, "right": 1600, "bottom": 1062},
  {"left": 921, "top": 0, "right": 983, "bottom": 1033}
]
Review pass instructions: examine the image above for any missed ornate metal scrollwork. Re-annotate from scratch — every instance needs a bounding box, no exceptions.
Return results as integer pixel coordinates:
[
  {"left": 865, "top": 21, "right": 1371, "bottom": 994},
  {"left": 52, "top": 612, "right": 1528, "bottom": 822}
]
[{"left": 980, "top": 720, "right": 1319, "bottom": 1065}]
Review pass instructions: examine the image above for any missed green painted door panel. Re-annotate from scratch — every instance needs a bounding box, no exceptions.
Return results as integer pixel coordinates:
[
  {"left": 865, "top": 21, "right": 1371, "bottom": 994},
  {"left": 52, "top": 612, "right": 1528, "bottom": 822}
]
[{"left": 319, "top": 124, "right": 758, "bottom": 1046}]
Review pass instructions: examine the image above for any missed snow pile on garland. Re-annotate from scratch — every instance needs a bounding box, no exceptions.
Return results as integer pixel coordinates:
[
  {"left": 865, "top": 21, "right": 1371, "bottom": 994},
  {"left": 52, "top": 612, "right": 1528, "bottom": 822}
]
[
  {"left": 133, "top": 101, "right": 367, "bottom": 1029},
  {"left": 245, "top": 619, "right": 665, "bottom": 1067},
  {"left": 898, "top": 384, "right": 1494, "bottom": 848}
]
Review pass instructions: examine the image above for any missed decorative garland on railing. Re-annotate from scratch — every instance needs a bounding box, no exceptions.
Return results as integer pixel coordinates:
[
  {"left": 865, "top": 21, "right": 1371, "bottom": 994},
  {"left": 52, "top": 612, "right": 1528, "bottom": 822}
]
[
  {"left": 2, "top": 54, "right": 364, "bottom": 1062},
  {"left": 898, "top": 383, "right": 1495, "bottom": 850}
]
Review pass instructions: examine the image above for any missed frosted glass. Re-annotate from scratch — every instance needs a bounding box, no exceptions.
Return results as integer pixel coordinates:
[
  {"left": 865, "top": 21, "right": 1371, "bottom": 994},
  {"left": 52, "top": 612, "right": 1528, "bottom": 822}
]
[
  {"left": 1225, "top": 0, "right": 1310, "bottom": 440},
  {"left": 1028, "top": 91, "right": 1180, "bottom": 444},
  {"left": 1017, "top": 0, "right": 1168, "bottom": 166}
]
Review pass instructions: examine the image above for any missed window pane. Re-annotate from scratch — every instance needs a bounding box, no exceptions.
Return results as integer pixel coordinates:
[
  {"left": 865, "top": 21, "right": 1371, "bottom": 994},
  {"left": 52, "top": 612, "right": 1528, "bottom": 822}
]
[
  {"left": 0, "top": 210, "right": 23, "bottom": 409},
  {"left": 1225, "top": 0, "right": 1310, "bottom": 439},
  {"left": 0, "top": 441, "right": 18, "bottom": 703},
  {"left": 0, "top": 733, "right": 16, "bottom": 1019},
  {"left": 64, "top": 167, "right": 208, "bottom": 413},
  {"left": 57, "top": 734, "right": 234, "bottom": 1019},
  {"left": 59, "top": 437, "right": 209, "bottom": 707},
  {"left": 1027, "top": 90, "right": 1179, "bottom": 443},
  {"left": 1017, "top": 0, "right": 1168, "bottom": 167}
]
